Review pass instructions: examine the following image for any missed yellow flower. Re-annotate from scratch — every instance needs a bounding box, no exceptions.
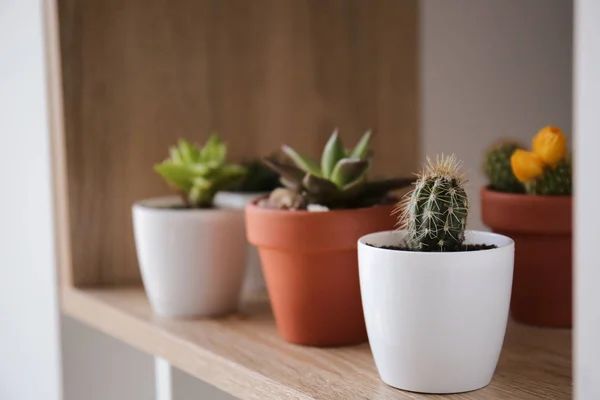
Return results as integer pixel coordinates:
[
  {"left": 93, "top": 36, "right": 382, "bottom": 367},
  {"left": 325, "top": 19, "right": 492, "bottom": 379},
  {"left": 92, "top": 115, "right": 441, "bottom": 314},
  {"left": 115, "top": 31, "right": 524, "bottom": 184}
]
[
  {"left": 511, "top": 150, "right": 545, "bottom": 183},
  {"left": 532, "top": 126, "right": 567, "bottom": 167}
]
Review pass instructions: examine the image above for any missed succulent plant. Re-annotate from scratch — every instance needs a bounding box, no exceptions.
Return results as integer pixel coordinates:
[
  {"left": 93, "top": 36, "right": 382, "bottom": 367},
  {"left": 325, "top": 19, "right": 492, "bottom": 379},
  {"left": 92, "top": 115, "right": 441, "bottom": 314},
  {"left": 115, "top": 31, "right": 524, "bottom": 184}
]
[
  {"left": 262, "top": 130, "right": 413, "bottom": 210},
  {"left": 483, "top": 140, "right": 525, "bottom": 193},
  {"left": 397, "top": 154, "right": 469, "bottom": 252},
  {"left": 524, "top": 156, "right": 572, "bottom": 196},
  {"left": 226, "top": 159, "right": 281, "bottom": 193},
  {"left": 154, "top": 136, "right": 246, "bottom": 208}
]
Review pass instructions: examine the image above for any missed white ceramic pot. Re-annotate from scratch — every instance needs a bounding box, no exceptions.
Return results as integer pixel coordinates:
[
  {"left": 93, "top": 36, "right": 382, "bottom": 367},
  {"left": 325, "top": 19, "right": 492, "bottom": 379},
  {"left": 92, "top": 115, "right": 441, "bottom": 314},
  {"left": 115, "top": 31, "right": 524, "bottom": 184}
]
[
  {"left": 358, "top": 230, "right": 514, "bottom": 394},
  {"left": 214, "top": 191, "right": 269, "bottom": 300},
  {"left": 132, "top": 196, "right": 247, "bottom": 318}
]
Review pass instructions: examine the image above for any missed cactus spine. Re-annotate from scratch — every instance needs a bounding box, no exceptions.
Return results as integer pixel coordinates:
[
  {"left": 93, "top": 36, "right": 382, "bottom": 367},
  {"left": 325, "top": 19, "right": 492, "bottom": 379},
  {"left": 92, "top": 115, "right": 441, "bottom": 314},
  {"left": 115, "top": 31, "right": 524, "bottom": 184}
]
[
  {"left": 483, "top": 140, "right": 525, "bottom": 193},
  {"left": 524, "top": 156, "right": 572, "bottom": 196},
  {"left": 398, "top": 155, "right": 469, "bottom": 252}
]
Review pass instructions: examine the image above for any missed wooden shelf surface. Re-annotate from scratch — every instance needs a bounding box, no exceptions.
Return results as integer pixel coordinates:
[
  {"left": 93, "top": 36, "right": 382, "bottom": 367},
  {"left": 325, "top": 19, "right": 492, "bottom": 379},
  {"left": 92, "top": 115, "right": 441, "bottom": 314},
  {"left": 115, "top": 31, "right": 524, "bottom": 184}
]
[{"left": 61, "top": 286, "right": 572, "bottom": 400}]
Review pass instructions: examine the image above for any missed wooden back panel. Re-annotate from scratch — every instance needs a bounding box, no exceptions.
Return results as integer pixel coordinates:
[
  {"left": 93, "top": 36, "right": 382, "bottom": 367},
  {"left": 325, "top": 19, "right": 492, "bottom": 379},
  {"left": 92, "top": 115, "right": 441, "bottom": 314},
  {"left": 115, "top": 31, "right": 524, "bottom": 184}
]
[{"left": 58, "top": 0, "right": 419, "bottom": 286}]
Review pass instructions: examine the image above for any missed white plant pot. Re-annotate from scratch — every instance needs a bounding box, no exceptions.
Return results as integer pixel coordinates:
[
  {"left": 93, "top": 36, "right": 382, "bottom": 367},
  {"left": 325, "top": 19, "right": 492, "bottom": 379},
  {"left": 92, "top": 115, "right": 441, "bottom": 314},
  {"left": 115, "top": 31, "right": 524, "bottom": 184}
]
[
  {"left": 132, "top": 196, "right": 247, "bottom": 318},
  {"left": 358, "top": 230, "right": 514, "bottom": 394},
  {"left": 214, "top": 191, "right": 269, "bottom": 300}
]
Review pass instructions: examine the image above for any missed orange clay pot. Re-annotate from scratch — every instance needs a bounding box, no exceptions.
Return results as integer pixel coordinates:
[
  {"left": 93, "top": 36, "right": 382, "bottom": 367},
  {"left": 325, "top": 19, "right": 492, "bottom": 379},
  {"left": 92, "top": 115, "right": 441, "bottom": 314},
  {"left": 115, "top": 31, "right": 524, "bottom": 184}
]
[
  {"left": 245, "top": 201, "right": 397, "bottom": 346},
  {"left": 480, "top": 187, "right": 572, "bottom": 328}
]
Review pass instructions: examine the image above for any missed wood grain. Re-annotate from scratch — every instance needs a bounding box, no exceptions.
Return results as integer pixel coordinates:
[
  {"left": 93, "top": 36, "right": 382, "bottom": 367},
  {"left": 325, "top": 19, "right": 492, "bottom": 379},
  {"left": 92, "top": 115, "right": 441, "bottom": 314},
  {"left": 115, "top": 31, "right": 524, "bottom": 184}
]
[
  {"left": 57, "top": 0, "right": 419, "bottom": 286},
  {"left": 62, "top": 286, "right": 572, "bottom": 400}
]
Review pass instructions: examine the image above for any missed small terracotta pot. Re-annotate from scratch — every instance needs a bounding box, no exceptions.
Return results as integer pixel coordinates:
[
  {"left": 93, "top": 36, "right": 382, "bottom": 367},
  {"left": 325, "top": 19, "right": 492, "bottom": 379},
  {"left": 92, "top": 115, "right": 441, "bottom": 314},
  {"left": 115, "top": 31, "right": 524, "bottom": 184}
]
[
  {"left": 245, "top": 201, "right": 397, "bottom": 346},
  {"left": 480, "top": 187, "right": 572, "bottom": 328}
]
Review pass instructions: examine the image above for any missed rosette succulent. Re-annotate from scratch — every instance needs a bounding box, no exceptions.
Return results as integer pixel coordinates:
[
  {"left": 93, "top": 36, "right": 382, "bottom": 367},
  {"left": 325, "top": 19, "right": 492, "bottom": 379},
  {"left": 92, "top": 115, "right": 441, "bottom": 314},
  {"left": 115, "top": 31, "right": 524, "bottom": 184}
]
[
  {"left": 262, "top": 130, "right": 413, "bottom": 210},
  {"left": 155, "top": 136, "right": 246, "bottom": 207}
]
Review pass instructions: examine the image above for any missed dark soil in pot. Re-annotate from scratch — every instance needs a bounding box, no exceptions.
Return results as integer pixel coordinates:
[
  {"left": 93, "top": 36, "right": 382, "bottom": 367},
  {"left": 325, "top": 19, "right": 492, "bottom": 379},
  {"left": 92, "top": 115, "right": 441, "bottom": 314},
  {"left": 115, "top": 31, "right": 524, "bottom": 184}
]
[{"left": 367, "top": 243, "right": 497, "bottom": 252}]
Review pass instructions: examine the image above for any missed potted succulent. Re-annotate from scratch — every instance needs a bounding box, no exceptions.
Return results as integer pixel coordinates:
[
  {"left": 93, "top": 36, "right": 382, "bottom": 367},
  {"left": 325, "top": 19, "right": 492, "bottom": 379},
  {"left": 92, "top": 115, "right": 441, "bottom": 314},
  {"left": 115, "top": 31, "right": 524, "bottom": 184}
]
[
  {"left": 358, "top": 155, "right": 514, "bottom": 394},
  {"left": 481, "top": 126, "right": 572, "bottom": 328},
  {"left": 213, "top": 160, "right": 281, "bottom": 301},
  {"left": 132, "top": 136, "right": 248, "bottom": 318},
  {"left": 245, "top": 130, "right": 413, "bottom": 346}
]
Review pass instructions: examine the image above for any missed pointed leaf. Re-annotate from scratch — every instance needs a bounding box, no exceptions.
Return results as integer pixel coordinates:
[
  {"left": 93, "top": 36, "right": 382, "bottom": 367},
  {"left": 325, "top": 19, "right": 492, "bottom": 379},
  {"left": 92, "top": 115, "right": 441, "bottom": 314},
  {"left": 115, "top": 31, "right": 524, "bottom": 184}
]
[
  {"left": 282, "top": 145, "right": 322, "bottom": 177},
  {"left": 177, "top": 140, "right": 197, "bottom": 164},
  {"left": 154, "top": 162, "right": 197, "bottom": 191},
  {"left": 330, "top": 158, "right": 369, "bottom": 187},
  {"left": 262, "top": 156, "right": 305, "bottom": 186},
  {"left": 321, "top": 130, "right": 346, "bottom": 179},
  {"left": 199, "top": 135, "right": 226, "bottom": 165},
  {"left": 349, "top": 130, "right": 373, "bottom": 159},
  {"left": 169, "top": 146, "right": 183, "bottom": 164},
  {"left": 302, "top": 173, "right": 339, "bottom": 196}
]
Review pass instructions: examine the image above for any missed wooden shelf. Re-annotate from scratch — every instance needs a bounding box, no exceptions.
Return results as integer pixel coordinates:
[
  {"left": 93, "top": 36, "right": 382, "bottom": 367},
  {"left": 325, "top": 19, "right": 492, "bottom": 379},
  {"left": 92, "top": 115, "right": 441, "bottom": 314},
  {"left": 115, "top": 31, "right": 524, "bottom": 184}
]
[{"left": 61, "top": 286, "right": 572, "bottom": 400}]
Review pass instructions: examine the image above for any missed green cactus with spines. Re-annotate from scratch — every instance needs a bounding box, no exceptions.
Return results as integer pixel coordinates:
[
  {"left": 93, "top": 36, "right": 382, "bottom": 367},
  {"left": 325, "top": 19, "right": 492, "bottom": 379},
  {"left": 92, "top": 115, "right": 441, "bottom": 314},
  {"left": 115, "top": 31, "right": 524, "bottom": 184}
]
[
  {"left": 483, "top": 139, "right": 525, "bottom": 193},
  {"left": 525, "top": 156, "right": 572, "bottom": 196},
  {"left": 398, "top": 154, "right": 469, "bottom": 252}
]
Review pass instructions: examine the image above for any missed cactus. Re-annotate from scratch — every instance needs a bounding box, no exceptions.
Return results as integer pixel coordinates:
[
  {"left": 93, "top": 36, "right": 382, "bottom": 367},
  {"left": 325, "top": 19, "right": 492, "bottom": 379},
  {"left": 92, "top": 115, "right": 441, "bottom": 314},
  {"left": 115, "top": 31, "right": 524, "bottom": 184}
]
[
  {"left": 154, "top": 136, "right": 246, "bottom": 208},
  {"left": 483, "top": 140, "right": 525, "bottom": 193},
  {"left": 262, "top": 130, "right": 413, "bottom": 210},
  {"left": 398, "top": 154, "right": 469, "bottom": 252},
  {"left": 524, "top": 156, "right": 572, "bottom": 196}
]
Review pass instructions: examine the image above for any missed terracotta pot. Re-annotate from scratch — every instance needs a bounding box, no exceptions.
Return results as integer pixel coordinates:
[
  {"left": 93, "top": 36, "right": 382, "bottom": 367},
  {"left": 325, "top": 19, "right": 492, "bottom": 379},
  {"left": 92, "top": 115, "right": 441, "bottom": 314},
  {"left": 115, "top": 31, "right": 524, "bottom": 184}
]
[
  {"left": 480, "top": 187, "right": 572, "bottom": 328},
  {"left": 245, "top": 201, "right": 397, "bottom": 346}
]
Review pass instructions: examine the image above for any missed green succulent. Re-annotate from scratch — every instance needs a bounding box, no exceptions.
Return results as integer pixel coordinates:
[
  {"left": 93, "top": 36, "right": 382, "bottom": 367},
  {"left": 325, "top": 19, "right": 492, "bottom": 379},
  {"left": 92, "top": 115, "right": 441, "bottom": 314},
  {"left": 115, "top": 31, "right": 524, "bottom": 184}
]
[
  {"left": 154, "top": 136, "right": 246, "bottom": 208},
  {"left": 262, "top": 130, "right": 413, "bottom": 209}
]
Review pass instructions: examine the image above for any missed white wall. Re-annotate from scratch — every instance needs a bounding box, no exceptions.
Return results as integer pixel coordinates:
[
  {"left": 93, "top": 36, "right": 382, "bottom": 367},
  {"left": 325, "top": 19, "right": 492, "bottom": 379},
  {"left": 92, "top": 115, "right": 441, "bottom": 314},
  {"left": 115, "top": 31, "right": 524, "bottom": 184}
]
[
  {"left": 0, "top": 0, "right": 62, "bottom": 399},
  {"left": 62, "top": 316, "right": 156, "bottom": 400},
  {"left": 420, "top": 0, "right": 573, "bottom": 229},
  {"left": 574, "top": 1, "right": 600, "bottom": 398}
]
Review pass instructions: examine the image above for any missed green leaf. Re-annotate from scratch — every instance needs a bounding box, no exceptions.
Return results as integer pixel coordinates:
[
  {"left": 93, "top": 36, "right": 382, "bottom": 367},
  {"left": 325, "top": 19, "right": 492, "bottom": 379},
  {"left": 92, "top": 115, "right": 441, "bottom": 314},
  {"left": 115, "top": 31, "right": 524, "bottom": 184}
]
[
  {"left": 154, "top": 162, "right": 198, "bottom": 191},
  {"left": 199, "top": 135, "right": 226, "bottom": 165},
  {"left": 349, "top": 130, "right": 372, "bottom": 159},
  {"left": 213, "top": 163, "right": 247, "bottom": 180},
  {"left": 330, "top": 158, "right": 369, "bottom": 187},
  {"left": 169, "top": 146, "right": 183, "bottom": 164},
  {"left": 321, "top": 130, "right": 346, "bottom": 179},
  {"left": 282, "top": 145, "right": 322, "bottom": 177},
  {"left": 177, "top": 140, "right": 198, "bottom": 164}
]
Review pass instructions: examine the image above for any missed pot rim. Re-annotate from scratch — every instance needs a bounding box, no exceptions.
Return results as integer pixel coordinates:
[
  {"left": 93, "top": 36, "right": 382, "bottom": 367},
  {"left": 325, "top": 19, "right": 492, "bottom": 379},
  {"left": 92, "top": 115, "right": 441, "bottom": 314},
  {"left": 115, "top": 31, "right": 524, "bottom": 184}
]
[
  {"left": 245, "top": 197, "right": 397, "bottom": 217},
  {"left": 480, "top": 185, "right": 572, "bottom": 202},
  {"left": 216, "top": 190, "right": 271, "bottom": 197},
  {"left": 132, "top": 195, "right": 239, "bottom": 214},
  {"left": 480, "top": 186, "right": 572, "bottom": 233},
  {"left": 358, "top": 230, "right": 514, "bottom": 256}
]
